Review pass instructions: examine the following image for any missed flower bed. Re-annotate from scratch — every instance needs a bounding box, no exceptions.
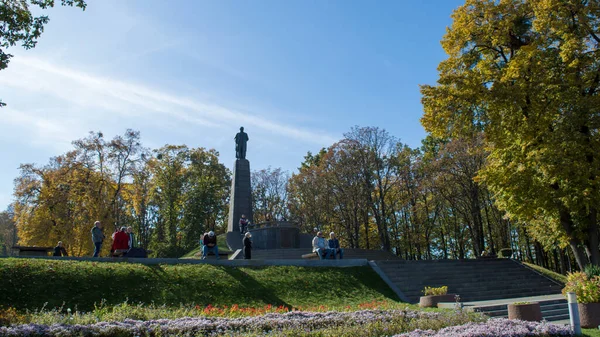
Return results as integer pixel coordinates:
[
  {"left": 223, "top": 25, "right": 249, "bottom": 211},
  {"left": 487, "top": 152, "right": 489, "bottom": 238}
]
[
  {"left": 0, "top": 309, "right": 472, "bottom": 337},
  {"left": 395, "top": 318, "right": 571, "bottom": 337},
  {"left": 0, "top": 310, "right": 571, "bottom": 337}
]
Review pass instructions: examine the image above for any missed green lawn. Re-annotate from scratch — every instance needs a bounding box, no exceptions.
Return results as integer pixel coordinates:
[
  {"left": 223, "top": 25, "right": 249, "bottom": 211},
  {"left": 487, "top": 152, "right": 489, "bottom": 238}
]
[
  {"left": 584, "top": 329, "right": 600, "bottom": 337},
  {"left": 0, "top": 258, "right": 399, "bottom": 311},
  {"left": 523, "top": 262, "right": 568, "bottom": 284}
]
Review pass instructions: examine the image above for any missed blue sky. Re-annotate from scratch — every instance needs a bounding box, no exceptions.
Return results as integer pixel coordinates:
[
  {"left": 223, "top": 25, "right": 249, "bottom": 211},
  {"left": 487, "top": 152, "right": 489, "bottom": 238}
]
[{"left": 0, "top": 0, "right": 463, "bottom": 210}]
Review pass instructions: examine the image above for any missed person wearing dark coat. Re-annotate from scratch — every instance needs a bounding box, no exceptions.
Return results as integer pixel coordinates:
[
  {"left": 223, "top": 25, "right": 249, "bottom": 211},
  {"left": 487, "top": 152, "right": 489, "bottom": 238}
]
[
  {"left": 53, "top": 241, "right": 68, "bottom": 257},
  {"left": 243, "top": 232, "right": 252, "bottom": 259}
]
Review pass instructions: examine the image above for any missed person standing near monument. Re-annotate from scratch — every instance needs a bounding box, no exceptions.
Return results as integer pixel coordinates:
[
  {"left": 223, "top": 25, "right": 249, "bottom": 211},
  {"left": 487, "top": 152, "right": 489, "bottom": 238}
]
[
  {"left": 243, "top": 232, "right": 252, "bottom": 259},
  {"left": 91, "top": 221, "right": 105, "bottom": 257},
  {"left": 235, "top": 127, "right": 249, "bottom": 159},
  {"left": 239, "top": 214, "right": 249, "bottom": 234}
]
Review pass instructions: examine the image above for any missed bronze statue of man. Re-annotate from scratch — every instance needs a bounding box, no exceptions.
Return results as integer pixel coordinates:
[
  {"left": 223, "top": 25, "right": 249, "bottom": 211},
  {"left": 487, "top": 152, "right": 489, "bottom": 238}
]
[{"left": 235, "top": 127, "right": 249, "bottom": 159}]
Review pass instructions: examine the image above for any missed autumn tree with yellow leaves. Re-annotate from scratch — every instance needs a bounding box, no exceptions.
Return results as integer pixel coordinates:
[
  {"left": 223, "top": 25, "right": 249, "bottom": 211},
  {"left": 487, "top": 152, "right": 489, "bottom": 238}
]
[{"left": 421, "top": 0, "right": 600, "bottom": 268}]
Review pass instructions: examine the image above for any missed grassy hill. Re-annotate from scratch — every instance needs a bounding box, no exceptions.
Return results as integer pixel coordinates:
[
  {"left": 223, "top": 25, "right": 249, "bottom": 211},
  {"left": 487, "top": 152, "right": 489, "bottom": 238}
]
[
  {"left": 523, "top": 262, "right": 567, "bottom": 284},
  {"left": 0, "top": 258, "right": 399, "bottom": 311}
]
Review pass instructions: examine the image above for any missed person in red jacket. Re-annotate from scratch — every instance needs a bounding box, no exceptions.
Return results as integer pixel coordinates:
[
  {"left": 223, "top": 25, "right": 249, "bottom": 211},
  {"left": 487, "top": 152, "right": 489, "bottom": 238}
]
[{"left": 111, "top": 227, "right": 130, "bottom": 257}]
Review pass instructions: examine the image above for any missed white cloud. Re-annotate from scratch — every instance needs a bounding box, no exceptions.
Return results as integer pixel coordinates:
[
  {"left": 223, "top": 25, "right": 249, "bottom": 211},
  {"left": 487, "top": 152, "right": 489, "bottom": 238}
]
[{"left": 0, "top": 56, "right": 336, "bottom": 146}]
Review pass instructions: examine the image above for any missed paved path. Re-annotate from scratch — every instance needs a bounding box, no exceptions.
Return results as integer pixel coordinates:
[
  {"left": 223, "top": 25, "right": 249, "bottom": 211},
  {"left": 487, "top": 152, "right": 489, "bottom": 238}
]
[
  {"left": 438, "top": 294, "right": 570, "bottom": 325},
  {"left": 461, "top": 293, "right": 564, "bottom": 308}
]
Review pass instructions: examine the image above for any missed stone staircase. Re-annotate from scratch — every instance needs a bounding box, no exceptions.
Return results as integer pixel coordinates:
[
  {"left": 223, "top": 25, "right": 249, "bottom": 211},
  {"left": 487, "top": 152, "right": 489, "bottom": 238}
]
[
  {"left": 467, "top": 295, "right": 569, "bottom": 323},
  {"left": 375, "top": 259, "right": 563, "bottom": 303},
  {"left": 234, "top": 248, "right": 399, "bottom": 260}
]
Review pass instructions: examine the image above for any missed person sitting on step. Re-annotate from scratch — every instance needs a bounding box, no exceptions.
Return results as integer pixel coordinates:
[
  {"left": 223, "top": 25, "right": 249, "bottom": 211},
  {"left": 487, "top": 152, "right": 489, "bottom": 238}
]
[
  {"left": 202, "top": 231, "right": 220, "bottom": 260},
  {"left": 239, "top": 214, "right": 249, "bottom": 234},
  {"left": 312, "top": 231, "right": 335, "bottom": 260},
  {"left": 328, "top": 232, "right": 344, "bottom": 259}
]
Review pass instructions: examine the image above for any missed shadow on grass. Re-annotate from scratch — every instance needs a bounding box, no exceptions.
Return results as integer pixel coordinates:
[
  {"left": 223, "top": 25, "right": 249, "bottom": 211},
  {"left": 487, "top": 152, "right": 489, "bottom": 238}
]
[
  {"left": 342, "top": 267, "right": 402, "bottom": 302},
  {"left": 220, "top": 266, "right": 291, "bottom": 308}
]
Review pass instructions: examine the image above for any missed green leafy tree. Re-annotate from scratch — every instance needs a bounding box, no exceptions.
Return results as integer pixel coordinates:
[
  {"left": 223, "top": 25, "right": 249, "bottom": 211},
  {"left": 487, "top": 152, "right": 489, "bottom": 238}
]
[
  {"left": 0, "top": 0, "right": 86, "bottom": 106},
  {"left": 421, "top": 0, "right": 600, "bottom": 268}
]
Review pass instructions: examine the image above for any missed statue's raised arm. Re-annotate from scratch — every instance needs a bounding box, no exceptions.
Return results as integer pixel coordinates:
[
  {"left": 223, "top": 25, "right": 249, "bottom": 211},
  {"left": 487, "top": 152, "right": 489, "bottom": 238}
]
[{"left": 235, "top": 127, "right": 249, "bottom": 159}]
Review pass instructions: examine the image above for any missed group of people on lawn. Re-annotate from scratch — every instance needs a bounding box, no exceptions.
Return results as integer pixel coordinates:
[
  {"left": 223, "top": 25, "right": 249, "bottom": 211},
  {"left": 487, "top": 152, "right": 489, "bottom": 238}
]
[
  {"left": 83, "top": 216, "right": 343, "bottom": 260},
  {"left": 89, "top": 221, "right": 138, "bottom": 257}
]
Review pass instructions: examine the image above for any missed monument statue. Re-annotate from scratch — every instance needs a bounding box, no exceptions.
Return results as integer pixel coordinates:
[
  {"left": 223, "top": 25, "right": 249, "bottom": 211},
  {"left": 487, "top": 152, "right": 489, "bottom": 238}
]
[{"left": 235, "top": 127, "right": 249, "bottom": 159}]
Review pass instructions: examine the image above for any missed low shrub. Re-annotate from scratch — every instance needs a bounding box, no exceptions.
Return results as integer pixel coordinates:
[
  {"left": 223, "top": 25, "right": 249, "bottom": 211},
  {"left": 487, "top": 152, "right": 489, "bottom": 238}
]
[
  {"left": 562, "top": 272, "right": 600, "bottom": 304},
  {"left": 584, "top": 264, "right": 600, "bottom": 278},
  {"left": 10, "top": 300, "right": 405, "bottom": 326},
  {"left": 0, "top": 307, "right": 24, "bottom": 327},
  {"left": 422, "top": 286, "right": 448, "bottom": 296},
  {"left": 498, "top": 248, "right": 513, "bottom": 258}
]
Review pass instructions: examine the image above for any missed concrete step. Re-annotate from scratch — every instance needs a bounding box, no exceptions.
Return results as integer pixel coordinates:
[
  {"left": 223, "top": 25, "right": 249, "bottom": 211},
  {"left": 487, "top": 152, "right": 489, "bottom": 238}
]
[
  {"left": 375, "top": 259, "right": 564, "bottom": 304},
  {"left": 473, "top": 298, "right": 568, "bottom": 322}
]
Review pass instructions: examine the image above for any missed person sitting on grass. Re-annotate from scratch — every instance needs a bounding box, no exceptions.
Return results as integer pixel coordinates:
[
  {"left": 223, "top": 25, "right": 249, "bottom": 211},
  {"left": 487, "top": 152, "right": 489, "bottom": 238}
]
[
  {"left": 111, "top": 227, "right": 130, "bottom": 257},
  {"left": 202, "top": 231, "right": 220, "bottom": 260},
  {"left": 328, "top": 232, "right": 344, "bottom": 259},
  {"left": 312, "top": 231, "right": 335, "bottom": 259},
  {"left": 53, "top": 241, "right": 68, "bottom": 257}
]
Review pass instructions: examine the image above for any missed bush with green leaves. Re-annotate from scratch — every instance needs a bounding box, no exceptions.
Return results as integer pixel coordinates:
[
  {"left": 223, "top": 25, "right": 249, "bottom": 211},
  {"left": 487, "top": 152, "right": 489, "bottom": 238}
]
[
  {"left": 562, "top": 272, "right": 600, "bottom": 304},
  {"left": 498, "top": 248, "right": 513, "bottom": 258},
  {"left": 422, "top": 286, "right": 448, "bottom": 296},
  {"left": 584, "top": 264, "right": 600, "bottom": 278}
]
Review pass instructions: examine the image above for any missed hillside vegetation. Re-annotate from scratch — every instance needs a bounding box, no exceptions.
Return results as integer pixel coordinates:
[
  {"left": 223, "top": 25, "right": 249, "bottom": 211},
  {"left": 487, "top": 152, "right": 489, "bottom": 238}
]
[{"left": 0, "top": 258, "right": 398, "bottom": 311}]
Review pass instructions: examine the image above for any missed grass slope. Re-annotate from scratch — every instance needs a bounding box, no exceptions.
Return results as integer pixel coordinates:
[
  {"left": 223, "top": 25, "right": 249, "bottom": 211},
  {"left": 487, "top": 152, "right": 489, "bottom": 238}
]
[
  {"left": 0, "top": 258, "right": 398, "bottom": 311},
  {"left": 523, "top": 262, "right": 568, "bottom": 284}
]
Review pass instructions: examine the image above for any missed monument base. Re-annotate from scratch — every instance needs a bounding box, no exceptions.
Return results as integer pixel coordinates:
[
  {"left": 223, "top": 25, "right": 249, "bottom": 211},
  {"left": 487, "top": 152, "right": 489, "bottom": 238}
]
[{"left": 226, "top": 221, "right": 312, "bottom": 251}]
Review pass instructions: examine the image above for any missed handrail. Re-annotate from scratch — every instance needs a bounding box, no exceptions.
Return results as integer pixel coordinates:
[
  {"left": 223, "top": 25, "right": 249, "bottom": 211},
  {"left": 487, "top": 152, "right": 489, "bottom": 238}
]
[{"left": 248, "top": 221, "right": 299, "bottom": 230}]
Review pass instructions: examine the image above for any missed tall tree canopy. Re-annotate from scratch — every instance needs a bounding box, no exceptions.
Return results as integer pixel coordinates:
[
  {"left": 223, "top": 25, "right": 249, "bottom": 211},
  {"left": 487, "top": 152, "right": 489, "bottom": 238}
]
[
  {"left": 13, "top": 131, "right": 230, "bottom": 257},
  {"left": 421, "top": 0, "right": 600, "bottom": 268},
  {"left": 0, "top": 0, "right": 86, "bottom": 106}
]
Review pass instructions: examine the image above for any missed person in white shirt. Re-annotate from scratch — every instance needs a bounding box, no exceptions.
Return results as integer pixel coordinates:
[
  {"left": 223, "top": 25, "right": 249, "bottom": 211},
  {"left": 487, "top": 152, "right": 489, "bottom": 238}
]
[{"left": 312, "top": 231, "right": 335, "bottom": 259}]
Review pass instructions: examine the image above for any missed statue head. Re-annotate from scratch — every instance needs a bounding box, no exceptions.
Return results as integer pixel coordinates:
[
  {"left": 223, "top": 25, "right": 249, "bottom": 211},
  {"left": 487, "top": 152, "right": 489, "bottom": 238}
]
[{"left": 240, "top": 127, "right": 244, "bottom": 132}]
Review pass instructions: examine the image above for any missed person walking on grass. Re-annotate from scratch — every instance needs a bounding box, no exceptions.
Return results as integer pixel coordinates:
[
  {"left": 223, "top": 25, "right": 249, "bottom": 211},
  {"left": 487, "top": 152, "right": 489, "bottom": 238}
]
[
  {"left": 91, "top": 221, "right": 105, "bottom": 257},
  {"left": 243, "top": 232, "right": 252, "bottom": 259}
]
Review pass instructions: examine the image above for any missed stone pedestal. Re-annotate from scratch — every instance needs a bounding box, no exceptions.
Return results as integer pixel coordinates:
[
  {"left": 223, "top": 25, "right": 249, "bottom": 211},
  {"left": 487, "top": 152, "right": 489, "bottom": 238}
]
[{"left": 227, "top": 159, "right": 253, "bottom": 233}]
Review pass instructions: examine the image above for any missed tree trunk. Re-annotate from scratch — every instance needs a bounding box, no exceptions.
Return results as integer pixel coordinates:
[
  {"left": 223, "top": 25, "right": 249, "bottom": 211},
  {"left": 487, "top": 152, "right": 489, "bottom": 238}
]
[
  {"left": 560, "top": 207, "right": 589, "bottom": 269},
  {"left": 586, "top": 208, "right": 599, "bottom": 265}
]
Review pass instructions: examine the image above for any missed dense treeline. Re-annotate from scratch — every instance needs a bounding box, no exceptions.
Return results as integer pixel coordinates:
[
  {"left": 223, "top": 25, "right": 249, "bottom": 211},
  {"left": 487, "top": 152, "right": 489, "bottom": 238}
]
[
  {"left": 6, "top": 0, "right": 600, "bottom": 272},
  {"left": 6, "top": 126, "right": 589, "bottom": 273},
  {"left": 11, "top": 130, "right": 230, "bottom": 257}
]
